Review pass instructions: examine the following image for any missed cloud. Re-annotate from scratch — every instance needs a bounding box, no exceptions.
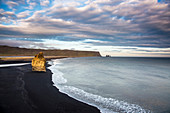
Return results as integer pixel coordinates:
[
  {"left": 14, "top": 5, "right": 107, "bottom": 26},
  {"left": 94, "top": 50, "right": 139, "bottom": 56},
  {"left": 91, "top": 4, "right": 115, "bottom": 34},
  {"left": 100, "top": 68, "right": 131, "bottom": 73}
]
[
  {"left": 83, "top": 39, "right": 110, "bottom": 44},
  {"left": 0, "top": 9, "right": 4, "bottom": 13},
  {"left": 159, "top": 0, "right": 170, "bottom": 3},
  {"left": 40, "top": 0, "right": 50, "bottom": 6},
  {"left": 6, "top": 1, "right": 19, "bottom": 9},
  {"left": 10, "top": 0, "right": 25, "bottom": 4},
  {"left": 25, "top": 2, "right": 37, "bottom": 9},
  {"left": 1, "top": 37, "right": 170, "bottom": 57},
  {"left": 2, "top": 11, "right": 15, "bottom": 16},
  {"left": 0, "top": 0, "right": 170, "bottom": 57},
  {"left": 0, "top": 25, "right": 24, "bottom": 35},
  {"left": 52, "top": 0, "right": 84, "bottom": 7},
  {"left": 17, "top": 11, "right": 31, "bottom": 18},
  {"left": 0, "top": 39, "right": 34, "bottom": 48},
  {"left": 0, "top": 11, "right": 17, "bottom": 24}
]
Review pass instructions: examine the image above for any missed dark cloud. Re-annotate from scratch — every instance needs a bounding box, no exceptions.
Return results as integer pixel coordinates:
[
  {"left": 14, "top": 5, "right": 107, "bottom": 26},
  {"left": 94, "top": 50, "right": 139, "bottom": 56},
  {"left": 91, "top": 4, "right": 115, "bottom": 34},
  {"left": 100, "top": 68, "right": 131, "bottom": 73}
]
[
  {"left": 0, "top": 26, "right": 23, "bottom": 35},
  {"left": 136, "top": 49, "right": 170, "bottom": 52},
  {"left": 0, "top": 0, "right": 170, "bottom": 52},
  {"left": 0, "top": 39, "right": 33, "bottom": 47}
]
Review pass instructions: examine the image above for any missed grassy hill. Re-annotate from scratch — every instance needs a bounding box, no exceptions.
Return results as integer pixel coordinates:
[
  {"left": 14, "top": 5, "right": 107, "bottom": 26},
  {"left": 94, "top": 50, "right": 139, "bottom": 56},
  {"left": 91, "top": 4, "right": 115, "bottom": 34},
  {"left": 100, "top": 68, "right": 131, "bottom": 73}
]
[{"left": 0, "top": 46, "right": 101, "bottom": 57}]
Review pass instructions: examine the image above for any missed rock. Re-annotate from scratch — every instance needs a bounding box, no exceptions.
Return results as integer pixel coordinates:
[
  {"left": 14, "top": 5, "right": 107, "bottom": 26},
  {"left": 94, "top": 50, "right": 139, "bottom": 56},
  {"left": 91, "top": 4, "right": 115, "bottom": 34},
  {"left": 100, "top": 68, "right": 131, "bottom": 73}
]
[{"left": 32, "top": 52, "right": 46, "bottom": 72}]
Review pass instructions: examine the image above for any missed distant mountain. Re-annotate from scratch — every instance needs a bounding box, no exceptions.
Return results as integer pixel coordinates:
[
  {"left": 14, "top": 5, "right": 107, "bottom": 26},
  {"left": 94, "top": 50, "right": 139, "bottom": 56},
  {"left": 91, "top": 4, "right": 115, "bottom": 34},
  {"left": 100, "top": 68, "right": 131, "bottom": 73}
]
[{"left": 0, "top": 46, "right": 101, "bottom": 57}]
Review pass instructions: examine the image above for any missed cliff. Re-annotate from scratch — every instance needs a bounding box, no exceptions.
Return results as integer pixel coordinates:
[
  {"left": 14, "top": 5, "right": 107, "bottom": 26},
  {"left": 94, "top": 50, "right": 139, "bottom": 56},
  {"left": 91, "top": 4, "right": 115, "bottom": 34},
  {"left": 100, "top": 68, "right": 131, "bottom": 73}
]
[{"left": 0, "top": 46, "right": 101, "bottom": 57}]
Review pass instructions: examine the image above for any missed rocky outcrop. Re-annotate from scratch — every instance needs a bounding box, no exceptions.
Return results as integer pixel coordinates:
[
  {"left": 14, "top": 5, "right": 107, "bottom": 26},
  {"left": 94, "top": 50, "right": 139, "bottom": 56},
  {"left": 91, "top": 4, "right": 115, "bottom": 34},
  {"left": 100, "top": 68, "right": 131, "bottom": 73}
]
[{"left": 31, "top": 52, "right": 46, "bottom": 72}]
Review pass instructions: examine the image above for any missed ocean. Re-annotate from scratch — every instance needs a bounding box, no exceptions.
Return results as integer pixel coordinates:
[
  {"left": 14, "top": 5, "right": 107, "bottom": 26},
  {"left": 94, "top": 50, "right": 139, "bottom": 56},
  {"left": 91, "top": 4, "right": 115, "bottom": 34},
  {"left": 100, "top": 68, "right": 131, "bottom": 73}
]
[{"left": 48, "top": 57, "right": 170, "bottom": 113}]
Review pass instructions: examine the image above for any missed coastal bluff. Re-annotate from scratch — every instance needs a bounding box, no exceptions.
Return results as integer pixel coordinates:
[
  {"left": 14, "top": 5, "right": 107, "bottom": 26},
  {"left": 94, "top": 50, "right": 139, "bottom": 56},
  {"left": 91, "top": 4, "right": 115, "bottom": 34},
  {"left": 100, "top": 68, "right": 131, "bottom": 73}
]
[{"left": 0, "top": 46, "right": 101, "bottom": 57}]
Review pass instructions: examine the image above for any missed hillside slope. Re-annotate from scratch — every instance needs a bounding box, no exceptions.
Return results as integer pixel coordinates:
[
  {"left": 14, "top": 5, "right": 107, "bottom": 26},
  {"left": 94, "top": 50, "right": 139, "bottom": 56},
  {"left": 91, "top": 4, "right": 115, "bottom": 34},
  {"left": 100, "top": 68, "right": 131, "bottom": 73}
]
[{"left": 0, "top": 46, "right": 101, "bottom": 57}]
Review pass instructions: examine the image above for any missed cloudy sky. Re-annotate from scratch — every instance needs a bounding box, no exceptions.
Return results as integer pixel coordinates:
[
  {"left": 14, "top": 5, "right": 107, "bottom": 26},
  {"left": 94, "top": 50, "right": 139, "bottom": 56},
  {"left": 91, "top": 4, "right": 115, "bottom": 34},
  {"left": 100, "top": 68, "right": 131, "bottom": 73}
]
[{"left": 0, "top": 0, "right": 170, "bottom": 57}]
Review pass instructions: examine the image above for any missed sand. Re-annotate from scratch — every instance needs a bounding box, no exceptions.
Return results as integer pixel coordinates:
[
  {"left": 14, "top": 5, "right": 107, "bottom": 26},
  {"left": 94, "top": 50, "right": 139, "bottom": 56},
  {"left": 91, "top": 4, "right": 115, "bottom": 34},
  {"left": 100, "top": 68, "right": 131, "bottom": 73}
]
[{"left": 0, "top": 63, "right": 100, "bottom": 113}]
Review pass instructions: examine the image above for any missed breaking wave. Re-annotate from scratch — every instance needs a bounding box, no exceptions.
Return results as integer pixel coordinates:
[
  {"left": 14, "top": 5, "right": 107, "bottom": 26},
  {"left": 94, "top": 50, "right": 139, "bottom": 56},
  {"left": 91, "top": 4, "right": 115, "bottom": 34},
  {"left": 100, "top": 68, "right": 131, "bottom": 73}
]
[
  {"left": 48, "top": 59, "right": 151, "bottom": 113},
  {"left": 0, "top": 63, "right": 30, "bottom": 67}
]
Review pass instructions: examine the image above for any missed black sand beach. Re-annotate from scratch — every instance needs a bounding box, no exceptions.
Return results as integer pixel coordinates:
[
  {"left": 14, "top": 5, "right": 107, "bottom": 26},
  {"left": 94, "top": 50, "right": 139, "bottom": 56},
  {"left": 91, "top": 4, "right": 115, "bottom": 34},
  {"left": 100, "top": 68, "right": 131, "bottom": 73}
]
[{"left": 0, "top": 63, "right": 100, "bottom": 113}]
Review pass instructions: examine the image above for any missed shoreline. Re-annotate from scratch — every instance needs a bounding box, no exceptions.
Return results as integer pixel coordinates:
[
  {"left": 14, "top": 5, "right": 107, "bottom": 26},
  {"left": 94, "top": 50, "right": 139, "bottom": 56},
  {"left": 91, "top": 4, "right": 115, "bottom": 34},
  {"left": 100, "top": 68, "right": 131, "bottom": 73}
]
[
  {"left": 0, "top": 63, "right": 100, "bottom": 113},
  {"left": 0, "top": 56, "right": 68, "bottom": 63}
]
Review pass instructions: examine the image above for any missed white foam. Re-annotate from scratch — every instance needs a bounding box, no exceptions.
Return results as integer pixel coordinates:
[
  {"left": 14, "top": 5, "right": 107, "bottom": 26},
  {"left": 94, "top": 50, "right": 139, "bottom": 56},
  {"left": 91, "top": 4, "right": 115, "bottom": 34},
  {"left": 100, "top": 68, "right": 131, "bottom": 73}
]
[
  {"left": 0, "top": 63, "right": 30, "bottom": 67},
  {"left": 48, "top": 63, "right": 67, "bottom": 84},
  {"left": 56, "top": 85, "right": 150, "bottom": 113},
  {"left": 48, "top": 59, "right": 151, "bottom": 113},
  {"left": 50, "top": 58, "right": 68, "bottom": 65}
]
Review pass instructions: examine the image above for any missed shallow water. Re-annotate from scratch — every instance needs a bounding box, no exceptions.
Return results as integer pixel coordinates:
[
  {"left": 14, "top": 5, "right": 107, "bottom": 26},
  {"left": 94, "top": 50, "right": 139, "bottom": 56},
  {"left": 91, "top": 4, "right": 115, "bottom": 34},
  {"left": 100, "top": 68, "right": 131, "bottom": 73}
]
[{"left": 48, "top": 57, "right": 170, "bottom": 113}]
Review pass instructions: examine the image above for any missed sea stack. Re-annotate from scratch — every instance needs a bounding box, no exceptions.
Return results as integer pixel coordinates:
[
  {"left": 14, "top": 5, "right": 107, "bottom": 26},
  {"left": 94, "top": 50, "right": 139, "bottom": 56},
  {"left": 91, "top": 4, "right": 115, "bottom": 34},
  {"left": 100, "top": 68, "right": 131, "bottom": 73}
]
[{"left": 32, "top": 52, "right": 46, "bottom": 72}]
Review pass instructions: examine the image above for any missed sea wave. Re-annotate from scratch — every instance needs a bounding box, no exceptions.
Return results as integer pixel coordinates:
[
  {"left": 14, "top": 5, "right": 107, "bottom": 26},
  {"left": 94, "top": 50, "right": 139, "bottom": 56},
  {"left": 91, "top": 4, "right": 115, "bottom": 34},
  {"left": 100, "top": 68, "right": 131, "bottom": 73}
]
[
  {"left": 48, "top": 60, "right": 67, "bottom": 84},
  {"left": 48, "top": 59, "right": 151, "bottom": 113},
  {"left": 0, "top": 63, "right": 30, "bottom": 67}
]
